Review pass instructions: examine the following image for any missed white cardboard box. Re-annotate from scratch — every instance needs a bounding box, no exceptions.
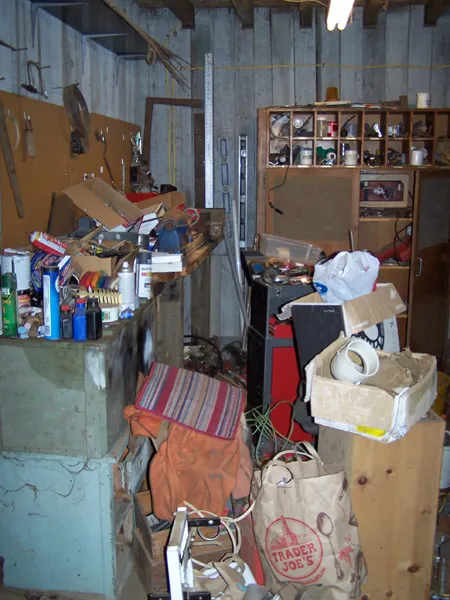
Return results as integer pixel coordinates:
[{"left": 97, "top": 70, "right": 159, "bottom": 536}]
[{"left": 305, "top": 336, "right": 437, "bottom": 442}]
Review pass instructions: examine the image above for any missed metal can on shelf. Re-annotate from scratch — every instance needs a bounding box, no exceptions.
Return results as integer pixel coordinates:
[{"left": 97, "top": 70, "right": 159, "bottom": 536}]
[{"left": 327, "top": 121, "right": 338, "bottom": 137}]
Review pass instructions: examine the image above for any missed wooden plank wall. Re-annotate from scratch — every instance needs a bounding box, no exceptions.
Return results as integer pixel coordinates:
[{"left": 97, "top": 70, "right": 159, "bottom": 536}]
[
  {"left": 139, "top": 5, "right": 450, "bottom": 337},
  {"left": 0, "top": 0, "right": 149, "bottom": 128}
]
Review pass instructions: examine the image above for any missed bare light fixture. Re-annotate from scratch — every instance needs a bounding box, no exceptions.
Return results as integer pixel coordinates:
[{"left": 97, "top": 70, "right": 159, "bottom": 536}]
[{"left": 327, "top": 0, "right": 355, "bottom": 30}]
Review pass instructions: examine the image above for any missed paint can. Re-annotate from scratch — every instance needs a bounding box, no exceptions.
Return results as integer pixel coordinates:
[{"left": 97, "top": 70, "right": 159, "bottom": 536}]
[
  {"left": 327, "top": 121, "right": 338, "bottom": 137},
  {"left": 416, "top": 92, "right": 430, "bottom": 109},
  {"left": 136, "top": 250, "right": 152, "bottom": 299},
  {"left": 43, "top": 265, "right": 60, "bottom": 340}
]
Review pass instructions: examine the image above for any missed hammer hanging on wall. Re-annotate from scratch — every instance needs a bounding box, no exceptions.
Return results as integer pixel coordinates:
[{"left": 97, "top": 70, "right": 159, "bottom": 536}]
[{"left": 0, "top": 100, "right": 24, "bottom": 219}]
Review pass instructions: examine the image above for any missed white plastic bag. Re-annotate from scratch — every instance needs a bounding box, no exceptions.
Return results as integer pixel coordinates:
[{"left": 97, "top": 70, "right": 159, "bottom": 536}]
[{"left": 313, "top": 251, "right": 379, "bottom": 304}]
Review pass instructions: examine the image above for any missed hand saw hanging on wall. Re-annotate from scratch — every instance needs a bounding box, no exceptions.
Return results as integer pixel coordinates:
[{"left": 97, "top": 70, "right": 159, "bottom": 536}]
[{"left": 0, "top": 100, "right": 25, "bottom": 219}]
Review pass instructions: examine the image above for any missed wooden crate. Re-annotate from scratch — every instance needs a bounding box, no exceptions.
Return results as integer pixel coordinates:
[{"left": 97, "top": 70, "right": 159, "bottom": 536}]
[
  {"left": 134, "top": 490, "right": 233, "bottom": 560},
  {"left": 318, "top": 413, "right": 445, "bottom": 600},
  {"left": 133, "top": 528, "right": 168, "bottom": 593}
]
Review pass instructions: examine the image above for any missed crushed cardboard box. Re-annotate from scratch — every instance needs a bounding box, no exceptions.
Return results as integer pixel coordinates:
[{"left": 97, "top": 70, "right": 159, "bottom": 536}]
[
  {"left": 285, "top": 283, "right": 406, "bottom": 354},
  {"left": 280, "top": 283, "right": 406, "bottom": 333},
  {"left": 63, "top": 178, "right": 185, "bottom": 232},
  {"left": 305, "top": 336, "right": 437, "bottom": 442}
]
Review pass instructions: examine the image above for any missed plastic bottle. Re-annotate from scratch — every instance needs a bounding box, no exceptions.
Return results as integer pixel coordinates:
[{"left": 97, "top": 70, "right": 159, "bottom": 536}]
[
  {"left": 60, "top": 305, "right": 73, "bottom": 339},
  {"left": 1, "top": 272, "right": 18, "bottom": 338},
  {"left": 73, "top": 298, "right": 87, "bottom": 341},
  {"left": 86, "top": 297, "right": 102, "bottom": 340},
  {"left": 118, "top": 260, "right": 135, "bottom": 311}
]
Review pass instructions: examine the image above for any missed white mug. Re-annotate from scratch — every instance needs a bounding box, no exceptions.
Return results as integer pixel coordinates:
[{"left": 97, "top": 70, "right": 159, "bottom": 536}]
[{"left": 410, "top": 149, "right": 424, "bottom": 166}]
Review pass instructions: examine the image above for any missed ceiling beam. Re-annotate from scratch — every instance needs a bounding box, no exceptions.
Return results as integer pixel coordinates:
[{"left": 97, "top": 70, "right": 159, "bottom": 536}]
[
  {"left": 138, "top": 0, "right": 432, "bottom": 8},
  {"left": 162, "top": 0, "right": 195, "bottom": 26},
  {"left": 363, "top": 0, "right": 381, "bottom": 27},
  {"left": 424, "top": 0, "right": 449, "bottom": 24},
  {"left": 299, "top": 3, "right": 313, "bottom": 27},
  {"left": 231, "top": 0, "right": 254, "bottom": 26}
]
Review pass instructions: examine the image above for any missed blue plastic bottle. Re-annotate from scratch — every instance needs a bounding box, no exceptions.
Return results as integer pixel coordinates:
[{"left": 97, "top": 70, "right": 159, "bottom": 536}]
[{"left": 73, "top": 298, "right": 87, "bottom": 341}]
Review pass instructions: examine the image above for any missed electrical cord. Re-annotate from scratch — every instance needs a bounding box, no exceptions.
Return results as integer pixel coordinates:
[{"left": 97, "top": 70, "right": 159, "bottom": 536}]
[
  {"left": 393, "top": 217, "right": 411, "bottom": 266},
  {"left": 245, "top": 400, "right": 296, "bottom": 466},
  {"left": 268, "top": 164, "right": 289, "bottom": 214}
]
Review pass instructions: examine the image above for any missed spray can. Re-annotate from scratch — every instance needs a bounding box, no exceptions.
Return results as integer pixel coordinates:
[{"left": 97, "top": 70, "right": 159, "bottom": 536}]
[
  {"left": 43, "top": 266, "right": 60, "bottom": 340},
  {"left": 0, "top": 267, "right": 3, "bottom": 336},
  {"left": 118, "top": 261, "right": 135, "bottom": 311},
  {"left": 136, "top": 250, "right": 152, "bottom": 300},
  {"left": 1, "top": 250, "right": 31, "bottom": 310},
  {"left": 1, "top": 271, "right": 18, "bottom": 337}
]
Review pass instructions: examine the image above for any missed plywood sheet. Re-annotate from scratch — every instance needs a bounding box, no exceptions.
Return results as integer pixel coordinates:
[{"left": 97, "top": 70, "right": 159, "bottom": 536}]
[
  {"left": 0, "top": 91, "right": 140, "bottom": 249},
  {"left": 319, "top": 414, "right": 445, "bottom": 600}
]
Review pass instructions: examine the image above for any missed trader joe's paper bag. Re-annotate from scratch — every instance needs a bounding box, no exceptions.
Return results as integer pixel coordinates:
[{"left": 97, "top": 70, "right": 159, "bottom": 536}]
[{"left": 251, "top": 445, "right": 366, "bottom": 598}]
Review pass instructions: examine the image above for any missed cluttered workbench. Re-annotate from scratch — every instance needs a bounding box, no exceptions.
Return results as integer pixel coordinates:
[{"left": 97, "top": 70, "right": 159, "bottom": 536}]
[{"left": 0, "top": 176, "right": 225, "bottom": 597}]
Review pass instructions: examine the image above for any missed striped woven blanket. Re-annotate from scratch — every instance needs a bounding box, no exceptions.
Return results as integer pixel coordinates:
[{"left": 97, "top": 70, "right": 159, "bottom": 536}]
[{"left": 135, "top": 362, "right": 245, "bottom": 440}]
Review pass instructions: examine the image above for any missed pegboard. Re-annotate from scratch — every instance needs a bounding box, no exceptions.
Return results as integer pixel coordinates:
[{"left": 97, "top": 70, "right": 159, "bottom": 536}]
[{"left": 0, "top": 91, "right": 140, "bottom": 249}]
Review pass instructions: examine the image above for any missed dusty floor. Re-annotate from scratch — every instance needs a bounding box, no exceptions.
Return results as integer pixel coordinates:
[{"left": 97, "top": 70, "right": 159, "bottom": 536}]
[{"left": 0, "top": 564, "right": 146, "bottom": 600}]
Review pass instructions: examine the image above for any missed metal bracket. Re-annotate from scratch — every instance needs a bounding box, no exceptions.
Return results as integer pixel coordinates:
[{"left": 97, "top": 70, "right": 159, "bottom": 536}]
[
  {"left": 187, "top": 517, "right": 220, "bottom": 528},
  {"left": 0, "top": 40, "right": 27, "bottom": 52},
  {"left": 81, "top": 33, "right": 129, "bottom": 75},
  {"left": 115, "top": 53, "right": 147, "bottom": 84},
  {"left": 31, "top": 2, "right": 88, "bottom": 47}
]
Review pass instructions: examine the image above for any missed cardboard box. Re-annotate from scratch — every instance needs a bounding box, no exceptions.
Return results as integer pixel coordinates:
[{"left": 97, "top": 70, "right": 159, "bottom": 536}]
[
  {"left": 71, "top": 255, "right": 116, "bottom": 277},
  {"left": 305, "top": 336, "right": 437, "bottom": 442},
  {"left": 63, "top": 178, "right": 143, "bottom": 230},
  {"left": 63, "top": 179, "right": 184, "bottom": 233},
  {"left": 138, "top": 190, "right": 184, "bottom": 211},
  {"left": 280, "top": 283, "right": 406, "bottom": 332},
  {"left": 285, "top": 284, "right": 406, "bottom": 372}
]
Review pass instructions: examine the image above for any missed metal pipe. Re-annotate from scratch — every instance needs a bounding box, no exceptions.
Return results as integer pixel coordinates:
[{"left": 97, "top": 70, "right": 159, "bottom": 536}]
[{"left": 224, "top": 226, "right": 249, "bottom": 329}]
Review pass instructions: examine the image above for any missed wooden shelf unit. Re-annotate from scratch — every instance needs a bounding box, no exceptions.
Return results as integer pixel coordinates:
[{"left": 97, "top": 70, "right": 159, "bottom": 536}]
[
  {"left": 264, "top": 107, "right": 450, "bottom": 169},
  {"left": 257, "top": 106, "right": 450, "bottom": 354}
]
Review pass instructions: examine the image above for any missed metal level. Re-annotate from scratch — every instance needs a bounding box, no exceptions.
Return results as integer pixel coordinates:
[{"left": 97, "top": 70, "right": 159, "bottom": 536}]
[{"left": 238, "top": 134, "right": 248, "bottom": 248}]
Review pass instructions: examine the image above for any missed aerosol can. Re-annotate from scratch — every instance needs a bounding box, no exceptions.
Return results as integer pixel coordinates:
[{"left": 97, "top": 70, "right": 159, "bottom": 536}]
[
  {"left": 118, "top": 260, "right": 135, "bottom": 312},
  {"left": 2, "top": 271, "right": 18, "bottom": 338}
]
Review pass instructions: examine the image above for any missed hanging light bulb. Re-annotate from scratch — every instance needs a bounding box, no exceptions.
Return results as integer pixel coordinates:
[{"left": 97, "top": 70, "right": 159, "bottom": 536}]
[{"left": 327, "top": 0, "right": 355, "bottom": 31}]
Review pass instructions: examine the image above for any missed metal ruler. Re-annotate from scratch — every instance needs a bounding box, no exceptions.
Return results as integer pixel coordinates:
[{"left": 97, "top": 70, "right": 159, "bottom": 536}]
[
  {"left": 238, "top": 134, "right": 248, "bottom": 248},
  {"left": 204, "top": 53, "right": 214, "bottom": 208}
]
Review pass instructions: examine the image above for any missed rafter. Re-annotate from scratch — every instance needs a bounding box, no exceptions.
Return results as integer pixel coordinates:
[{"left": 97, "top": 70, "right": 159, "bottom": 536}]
[
  {"left": 231, "top": 0, "right": 254, "bottom": 26},
  {"left": 424, "top": 0, "right": 449, "bottom": 24},
  {"left": 299, "top": 3, "right": 313, "bottom": 27},
  {"left": 363, "top": 0, "right": 381, "bottom": 27},
  {"left": 162, "top": 0, "right": 196, "bottom": 27}
]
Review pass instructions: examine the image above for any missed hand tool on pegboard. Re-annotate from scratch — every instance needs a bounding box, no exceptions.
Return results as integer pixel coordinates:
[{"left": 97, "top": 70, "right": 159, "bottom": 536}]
[{"left": 0, "top": 100, "right": 24, "bottom": 219}]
